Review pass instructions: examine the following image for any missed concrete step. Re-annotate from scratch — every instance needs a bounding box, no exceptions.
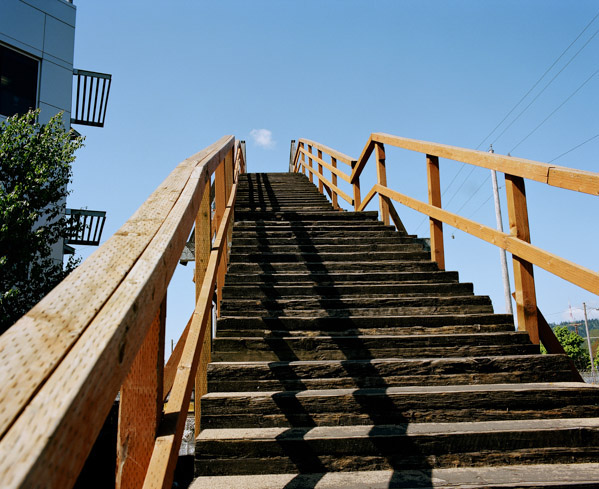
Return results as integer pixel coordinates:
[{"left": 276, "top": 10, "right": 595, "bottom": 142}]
[
  {"left": 200, "top": 382, "right": 599, "bottom": 429},
  {"left": 231, "top": 235, "right": 418, "bottom": 245},
  {"left": 233, "top": 211, "right": 379, "bottom": 222},
  {"left": 228, "top": 251, "right": 431, "bottom": 263},
  {"left": 211, "top": 335, "right": 539, "bottom": 362},
  {"left": 221, "top": 283, "right": 473, "bottom": 300},
  {"left": 223, "top": 270, "right": 456, "bottom": 284},
  {"left": 195, "top": 418, "right": 599, "bottom": 476},
  {"left": 207, "top": 354, "right": 573, "bottom": 392},
  {"left": 211, "top": 332, "right": 536, "bottom": 361},
  {"left": 219, "top": 295, "right": 494, "bottom": 317},
  {"left": 229, "top": 242, "right": 424, "bottom": 254},
  {"left": 233, "top": 222, "right": 392, "bottom": 231},
  {"left": 231, "top": 229, "right": 406, "bottom": 239},
  {"left": 226, "top": 261, "right": 440, "bottom": 274},
  {"left": 215, "top": 313, "right": 516, "bottom": 333},
  {"left": 215, "top": 324, "right": 517, "bottom": 338},
  {"left": 190, "top": 463, "right": 599, "bottom": 488}
]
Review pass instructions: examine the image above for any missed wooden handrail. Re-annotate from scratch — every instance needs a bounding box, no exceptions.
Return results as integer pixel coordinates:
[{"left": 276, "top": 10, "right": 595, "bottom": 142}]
[
  {"left": 298, "top": 146, "right": 351, "bottom": 183},
  {"left": 291, "top": 133, "right": 598, "bottom": 357},
  {"left": 370, "top": 133, "right": 599, "bottom": 195},
  {"left": 0, "top": 136, "right": 242, "bottom": 489},
  {"left": 298, "top": 138, "right": 355, "bottom": 166},
  {"left": 297, "top": 154, "right": 353, "bottom": 205},
  {"left": 143, "top": 168, "right": 239, "bottom": 489},
  {"left": 364, "top": 183, "right": 599, "bottom": 295}
]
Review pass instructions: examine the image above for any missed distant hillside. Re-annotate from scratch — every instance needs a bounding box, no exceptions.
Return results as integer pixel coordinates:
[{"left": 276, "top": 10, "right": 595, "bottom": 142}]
[{"left": 549, "top": 318, "right": 599, "bottom": 338}]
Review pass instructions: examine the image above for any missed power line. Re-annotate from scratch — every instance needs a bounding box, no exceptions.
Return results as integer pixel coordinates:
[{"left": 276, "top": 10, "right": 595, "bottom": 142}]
[
  {"left": 468, "top": 193, "right": 494, "bottom": 219},
  {"left": 455, "top": 174, "right": 491, "bottom": 215},
  {"left": 441, "top": 23, "right": 599, "bottom": 230},
  {"left": 492, "top": 27, "right": 599, "bottom": 146},
  {"left": 475, "top": 9, "right": 599, "bottom": 151},
  {"left": 415, "top": 12, "right": 599, "bottom": 235},
  {"left": 509, "top": 68, "right": 599, "bottom": 153},
  {"left": 549, "top": 133, "right": 599, "bottom": 163},
  {"left": 443, "top": 165, "right": 479, "bottom": 210}
]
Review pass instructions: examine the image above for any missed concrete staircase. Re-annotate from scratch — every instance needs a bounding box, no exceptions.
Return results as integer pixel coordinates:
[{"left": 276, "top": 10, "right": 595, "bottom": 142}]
[{"left": 191, "top": 172, "right": 599, "bottom": 488}]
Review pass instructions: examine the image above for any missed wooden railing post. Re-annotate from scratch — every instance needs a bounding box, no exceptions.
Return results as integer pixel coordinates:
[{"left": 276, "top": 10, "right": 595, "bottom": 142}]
[
  {"left": 289, "top": 140, "right": 296, "bottom": 172},
  {"left": 351, "top": 160, "right": 361, "bottom": 211},
  {"left": 116, "top": 296, "right": 165, "bottom": 489},
  {"left": 426, "top": 154, "right": 445, "bottom": 270},
  {"left": 331, "top": 156, "right": 339, "bottom": 209},
  {"left": 194, "top": 178, "right": 212, "bottom": 438},
  {"left": 214, "top": 155, "right": 227, "bottom": 317},
  {"left": 300, "top": 142, "right": 305, "bottom": 175},
  {"left": 307, "top": 145, "right": 314, "bottom": 183},
  {"left": 240, "top": 140, "right": 247, "bottom": 173},
  {"left": 225, "top": 148, "right": 234, "bottom": 248},
  {"left": 317, "top": 148, "right": 324, "bottom": 194},
  {"left": 375, "top": 142, "right": 389, "bottom": 225},
  {"left": 505, "top": 174, "right": 539, "bottom": 344}
]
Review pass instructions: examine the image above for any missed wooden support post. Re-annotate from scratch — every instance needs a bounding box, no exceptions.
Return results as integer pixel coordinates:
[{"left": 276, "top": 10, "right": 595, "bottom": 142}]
[
  {"left": 331, "top": 156, "right": 339, "bottom": 209},
  {"left": 351, "top": 161, "right": 361, "bottom": 211},
  {"left": 116, "top": 297, "right": 165, "bottom": 489},
  {"left": 426, "top": 154, "right": 445, "bottom": 270},
  {"left": 214, "top": 158, "right": 226, "bottom": 317},
  {"left": 194, "top": 179, "right": 211, "bottom": 438},
  {"left": 375, "top": 143, "right": 389, "bottom": 225},
  {"left": 505, "top": 174, "right": 539, "bottom": 344},
  {"left": 307, "top": 145, "right": 314, "bottom": 183},
  {"left": 225, "top": 148, "right": 234, "bottom": 251},
  {"left": 240, "top": 140, "right": 246, "bottom": 173},
  {"left": 289, "top": 140, "right": 296, "bottom": 173},
  {"left": 317, "top": 149, "right": 324, "bottom": 194},
  {"left": 300, "top": 142, "right": 305, "bottom": 176}
]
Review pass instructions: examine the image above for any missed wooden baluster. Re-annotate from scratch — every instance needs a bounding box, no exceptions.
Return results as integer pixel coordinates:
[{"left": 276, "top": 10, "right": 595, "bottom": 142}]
[
  {"left": 426, "top": 154, "right": 445, "bottom": 270},
  {"left": 331, "top": 156, "right": 339, "bottom": 209},
  {"left": 317, "top": 149, "right": 324, "bottom": 194},
  {"left": 214, "top": 156, "right": 226, "bottom": 317},
  {"left": 194, "top": 178, "right": 212, "bottom": 438},
  {"left": 505, "top": 174, "right": 539, "bottom": 344},
  {"left": 351, "top": 160, "right": 361, "bottom": 211},
  {"left": 375, "top": 143, "right": 389, "bottom": 225},
  {"left": 116, "top": 296, "right": 165, "bottom": 489},
  {"left": 307, "top": 145, "right": 314, "bottom": 183}
]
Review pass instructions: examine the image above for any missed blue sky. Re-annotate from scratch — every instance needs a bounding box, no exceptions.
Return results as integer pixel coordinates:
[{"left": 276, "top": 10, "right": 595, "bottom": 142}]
[{"left": 68, "top": 1, "right": 599, "bottom": 349}]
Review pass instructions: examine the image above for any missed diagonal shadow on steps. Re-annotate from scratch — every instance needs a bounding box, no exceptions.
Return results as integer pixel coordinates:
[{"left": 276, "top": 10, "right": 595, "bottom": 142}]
[{"left": 239, "top": 175, "right": 433, "bottom": 488}]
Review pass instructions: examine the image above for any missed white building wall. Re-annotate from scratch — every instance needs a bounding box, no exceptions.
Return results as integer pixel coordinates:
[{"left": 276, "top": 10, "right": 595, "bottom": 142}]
[
  {"left": 0, "top": 0, "right": 76, "bottom": 264},
  {"left": 0, "top": 0, "right": 76, "bottom": 126}
]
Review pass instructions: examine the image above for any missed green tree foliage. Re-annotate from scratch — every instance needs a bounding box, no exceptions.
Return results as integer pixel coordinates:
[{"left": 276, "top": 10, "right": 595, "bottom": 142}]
[
  {"left": 0, "top": 110, "right": 84, "bottom": 333},
  {"left": 544, "top": 325, "right": 591, "bottom": 370}
]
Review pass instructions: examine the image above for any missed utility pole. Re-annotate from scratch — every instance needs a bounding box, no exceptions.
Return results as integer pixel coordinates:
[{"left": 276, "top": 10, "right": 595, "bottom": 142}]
[
  {"left": 583, "top": 302, "right": 596, "bottom": 378},
  {"left": 489, "top": 145, "right": 513, "bottom": 317}
]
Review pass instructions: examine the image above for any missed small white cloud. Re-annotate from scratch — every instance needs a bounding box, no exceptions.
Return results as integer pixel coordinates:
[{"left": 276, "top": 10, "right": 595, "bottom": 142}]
[
  {"left": 560, "top": 305, "right": 599, "bottom": 322},
  {"left": 250, "top": 129, "right": 275, "bottom": 149}
]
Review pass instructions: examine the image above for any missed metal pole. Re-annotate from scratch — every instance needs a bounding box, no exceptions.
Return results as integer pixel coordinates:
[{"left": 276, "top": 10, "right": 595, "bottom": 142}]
[
  {"left": 583, "top": 302, "right": 596, "bottom": 379},
  {"left": 489, "top": 145, "right": 513, "bottom": 317}
]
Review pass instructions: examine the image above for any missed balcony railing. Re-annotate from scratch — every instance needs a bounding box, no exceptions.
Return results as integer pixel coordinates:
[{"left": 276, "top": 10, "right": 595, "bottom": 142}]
[
  {"left": 65, "top": 208, "right": 107, "bottom": 246},
  {"left": 71, "top": 69, "right": 112, "bottom": 127}
]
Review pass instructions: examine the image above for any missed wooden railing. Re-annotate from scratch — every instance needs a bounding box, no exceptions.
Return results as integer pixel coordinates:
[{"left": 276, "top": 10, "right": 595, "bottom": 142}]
[
  {"left": 0, "top": 136, "right": 246, "bottom": 489},
  {"left": 292, "top": 133, "right": 598, "bottom": 377}
]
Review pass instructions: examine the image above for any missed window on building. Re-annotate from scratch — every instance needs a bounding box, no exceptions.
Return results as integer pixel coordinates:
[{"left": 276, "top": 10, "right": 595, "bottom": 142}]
[{"left": 0, "top": 44, "right": 39, "bottom": 117}]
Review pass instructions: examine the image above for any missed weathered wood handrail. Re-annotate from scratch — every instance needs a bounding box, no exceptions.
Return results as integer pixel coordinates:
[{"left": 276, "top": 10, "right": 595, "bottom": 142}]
[
  {"left": 0, "top": 136, "right": 244, "bottom": 489},
  {"left": 290, "top": 133, "right": 598, "bottom": 355}
]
